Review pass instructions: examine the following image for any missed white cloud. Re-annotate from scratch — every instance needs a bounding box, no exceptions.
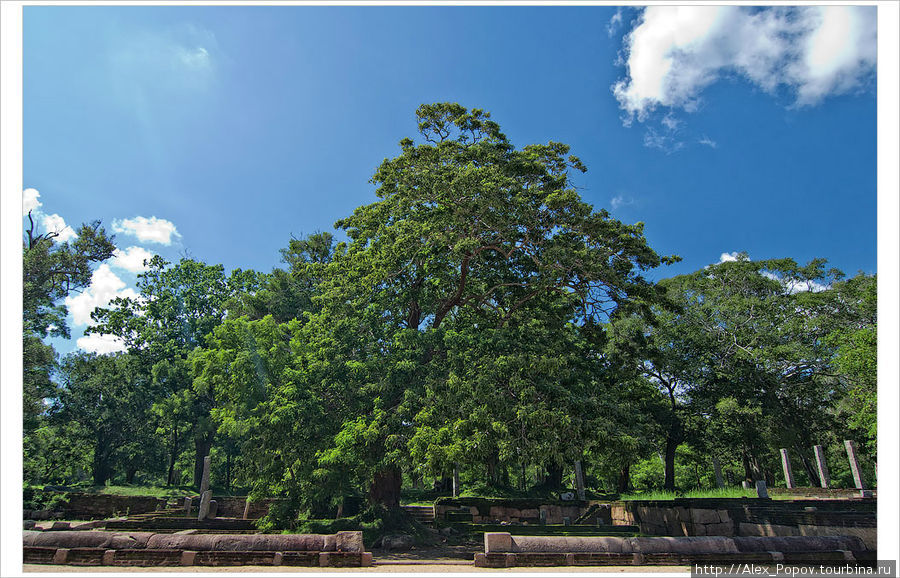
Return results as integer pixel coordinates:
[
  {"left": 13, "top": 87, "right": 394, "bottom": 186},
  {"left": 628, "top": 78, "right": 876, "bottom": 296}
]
[
  {"left": 41, "top": 213, "right": 77, "bottom": 242},
  {"left": 112, "top": 246, "right": 155, "bottom": 273},
  {"left": 763, "top": 271, "right": 829, "bottom": 294},
  {"left": 613, "top": 6, "right": 876, "bottom": 121},
  {"left": 607, "top": 8, "right": 624, "bottom": 38},
  {"left": 698, "top": 135, "right": 718, "bottom": 149},
  {"left": 23, "top": 188, "right": 42, "bottom": 215},
  {"left": 610, "top": 194, "right": 635, "bottom": 210},
  {"left": 77, "top": 333, "right": 127, "bottom": 355},
  {"left": 718, "top": 251, "right": 743, "bottom": 264},
  {"left": 65, "top": 264, "right": 140, "bottom": 327},
  {"left": 113, "top": 216, "right": 180, "bottom": 245},
  {"left": 643, "top": 127, "right": 683, "bottom": 153}
]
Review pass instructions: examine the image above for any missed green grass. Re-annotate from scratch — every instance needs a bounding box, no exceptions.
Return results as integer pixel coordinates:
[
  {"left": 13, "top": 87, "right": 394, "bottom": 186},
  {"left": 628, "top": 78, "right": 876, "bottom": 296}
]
[
  {"left": 620, "top": 487, "right": 757, "bottom": 501},
  {"left": 27, "top": 483, "right": 202, "bottom": 498}
]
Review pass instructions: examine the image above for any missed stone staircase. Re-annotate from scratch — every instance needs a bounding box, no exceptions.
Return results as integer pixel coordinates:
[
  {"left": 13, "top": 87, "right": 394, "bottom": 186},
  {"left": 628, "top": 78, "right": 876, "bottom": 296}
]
[{"left": 402, "top": 505, "right": 435, "bottom": 525}]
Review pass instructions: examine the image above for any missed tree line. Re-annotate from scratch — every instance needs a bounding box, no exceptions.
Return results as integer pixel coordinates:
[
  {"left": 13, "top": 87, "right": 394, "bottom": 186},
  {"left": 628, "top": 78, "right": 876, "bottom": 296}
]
[{"left": 23, "top": 103, "right": 876, "bottom": 526}]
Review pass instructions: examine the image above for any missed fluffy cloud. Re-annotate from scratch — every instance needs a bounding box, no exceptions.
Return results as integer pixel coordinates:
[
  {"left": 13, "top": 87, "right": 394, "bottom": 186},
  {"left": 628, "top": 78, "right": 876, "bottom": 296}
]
[
  {"left": 42, "top": 213, "right": 78, "bottom": 242},
  {"left": 610, "top": 194, "right": 635, "bottom": 210},
  {"left": 76, "top": 333, "right": 127, "bottom": 355},
  {"left": 23, "top": 188, "right": 42, "bottom": 215},
  {"left": 717, "top": 251, "right": 743, "bottom": 264},
  {"left": 113, "top": 216, "right": 181, "bottom": 245},
  {"left": 613, "top": 6, "right": 876, "bottom": 121},
  {"left": 762, "top": 271, "right": 829, "bottom": 294},
  {"left": 65, "top": 264, "right": 140, "bottom": 327},
  {"left": 112, "top": 246, "right": 155, "bottom": 273}
]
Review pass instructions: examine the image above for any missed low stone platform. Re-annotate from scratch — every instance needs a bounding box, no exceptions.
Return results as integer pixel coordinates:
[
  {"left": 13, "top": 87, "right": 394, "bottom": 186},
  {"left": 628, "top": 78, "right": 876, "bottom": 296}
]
[
  {"left": 22, "top": 530, "right": 372, "bottom": 568},
  {"left": 473, "top": 532, "right": 874, "bottom": 567}
]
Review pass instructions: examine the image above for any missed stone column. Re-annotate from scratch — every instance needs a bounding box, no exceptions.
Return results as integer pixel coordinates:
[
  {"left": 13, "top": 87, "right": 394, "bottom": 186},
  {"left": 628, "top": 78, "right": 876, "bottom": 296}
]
[
  {"left": 184, "top": 497, "right": 192, "bottom": 517},
  {"left": 452, "top": 465, "right": 460, "bottom": 498},
  {"left": 779, "top": 449, "right": 795, "bottom": 488},
  {"left": 844, "top": 440, "right": 865, "bottom": 490},
  {"left": 712, "top": 457, "right": 725, "bottom": 488},
  {"left": 755, "top": 480, "right": 769, "bottom": 499},
  {"left": 198, "top": 455, "right": 212, "bottom": 520},
  {"left": 813, "top": 445, "right": 830, "bottom": 488},
  {"left": 574, "top": 460, "right": 586, "bottom": 501},
  {"left": 242, "top": 497, "right": 252, "bottom": 520}
]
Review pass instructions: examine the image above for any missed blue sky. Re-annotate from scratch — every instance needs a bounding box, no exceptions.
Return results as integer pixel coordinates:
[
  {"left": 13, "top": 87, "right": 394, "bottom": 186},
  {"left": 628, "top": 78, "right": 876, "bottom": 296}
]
[{"left": 20, "top": 5, "right": 879, "bottom": 355}]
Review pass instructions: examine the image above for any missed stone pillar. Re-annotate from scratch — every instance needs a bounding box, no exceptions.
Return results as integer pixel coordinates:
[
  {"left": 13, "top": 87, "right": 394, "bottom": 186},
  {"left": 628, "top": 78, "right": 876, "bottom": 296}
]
[
  {"left": 198, "top": 490, "right": 212, "bottom": 520},
  {"left": 779, "top": 449, "right": 795, "bottom": 488},
  {"left": 198, "top": 455, "right": 212, "bottom": 521},
  {"left": 742, "top": 481, "right": 751, "bottom": 490},
  {"left": 574, "top": 460, "right": 586, "bottom": 501},
  {"left": 712, "top": 457, "right": 725, "bottom": 488},
  {"left": 208, "top": 500, "right": 218, "bottom": 519},
  {"left": 755, "top": 480, "right": 769, "bottom": 498},
  {"left": 844, "top": 440, "right": 865, "bottom": 490},
  {"left": 242, "top": 497, "right": 252, "bottom": 520},
  {"left": 813, "top": 445, "right": 830, "bottom": 488},
  {"left": 452, "top": 465, "right": 460, "bottom": 498},
  {"left": 184, "top": 497, "right": 192, "bottom": 516}
]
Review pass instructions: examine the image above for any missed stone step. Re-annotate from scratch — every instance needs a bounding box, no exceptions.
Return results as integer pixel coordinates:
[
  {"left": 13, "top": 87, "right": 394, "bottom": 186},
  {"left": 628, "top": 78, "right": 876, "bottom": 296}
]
[{"left": 106, "top": 518, "right": 256, "bottom": 531}]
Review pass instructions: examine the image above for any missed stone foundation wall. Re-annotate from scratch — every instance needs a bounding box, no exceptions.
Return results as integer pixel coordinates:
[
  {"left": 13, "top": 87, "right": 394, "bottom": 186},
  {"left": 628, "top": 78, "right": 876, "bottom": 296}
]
[
  {"left": 611, "top": 498, "right": 876, "bottom": 550},
  {"left": 25, "top": 492, "right": 167, "bottom": 520},
  {"left": 209, "top": 497, "right": 277, "bottom": 519},
  {"left": 435, "top": 498, "right": 591, "bottom": 525}
]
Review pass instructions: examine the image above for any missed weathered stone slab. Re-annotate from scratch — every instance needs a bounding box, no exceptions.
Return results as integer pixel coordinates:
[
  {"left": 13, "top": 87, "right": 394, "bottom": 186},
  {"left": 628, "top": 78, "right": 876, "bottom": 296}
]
[
  {"left": 690, "top": 509, "right": 720, "bottom": 525},
  {"left": 629, "top": 536, "right": 739, "bottom": 554},
  {"left": 145, "top": 533, "right": 330, "bottom": 552},
  {"left": 23, "top": 530, "right": 154, "bottom": 550},
  {"left": 814, "top": 445, "right": 830, "bottom": 488},
  {"left": 712, "top": 457, "right": 725, "bottom": 489},
  {"left": 844, "top": 440, "right": 865, "bottom": 490},
  {"left": 780, "top": 449, "right": 795, "bottom": 488},
  {"left": 574, "top": 460, "right": 586, "bottom": 501},
  {"left": 732, "top": 535, "right": 865, "bottom": 553}
]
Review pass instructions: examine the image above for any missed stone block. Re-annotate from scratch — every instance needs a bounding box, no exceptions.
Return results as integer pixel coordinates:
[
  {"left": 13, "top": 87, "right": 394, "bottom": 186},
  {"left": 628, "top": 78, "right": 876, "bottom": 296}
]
[
  {"left": 629, "top": 536, "right": 740, "bottom": 554},
  {"left": 520, "top": 508, "right": 539, "bottom": 518},
  {"left": 102, "top": 550, "right": 116, "bottom": 566},
  {"left": 705, "top": 522, "right": 735, "bottom": 536},
  {"left": 52, "top": 548, "right": 70, "bottom": 564},
  {"left": 691, "top": 508, "right": 721, "bottom": 525},
  {"left": 181, "top": 550, "right": 197, "bottom": 566},
  {"left": 319, "top": 552, "right": 331, "bottom": 567},
  {"left": 361, "top": 552, "right": 373, "bottom": 566},
  {"left": 484, "top": 532, "right": 512, "bottom": 553},
  {"left": 336, "top": 531, "right": 364, "bottom": 553}
]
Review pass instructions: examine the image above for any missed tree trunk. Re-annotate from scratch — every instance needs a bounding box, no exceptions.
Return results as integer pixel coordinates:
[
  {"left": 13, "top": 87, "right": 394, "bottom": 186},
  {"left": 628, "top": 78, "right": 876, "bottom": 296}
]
[
  {"left": 193, "top": 433, "right": 214, "bottom": 490},
  {"left": 92, "top": 449, "right": 112, "bottom": 486},
  {"left": 741, "top": 449, "right": 753, "bottom": 482},
  {"left": 544, "top": 462, "right": 564, "bottom": 490},
  {"left": 166, "top": 427, "right": 178, "bottom": 486},
  {"left": 617, "top": 463, "right": 631, "bottom": 493},
  {"left": 664, "top": 433, "right": 679, "bottom": 491},
  {"left": 369, "top": 466, "right": 402, "bottom": 508}
]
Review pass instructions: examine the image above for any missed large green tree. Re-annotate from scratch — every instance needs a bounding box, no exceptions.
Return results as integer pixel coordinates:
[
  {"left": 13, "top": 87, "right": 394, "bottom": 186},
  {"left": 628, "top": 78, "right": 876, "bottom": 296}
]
[
  {"left": 269, "top": 103, "right": 675, "bottom": 508},
  {"left": 88, "top": 256, "right": 231, "bottom": 487},
  {"left": 23, "top": 211, "right": 115, "bottom": 471},
  {"left": 612, "top": 254, "right": 851, "bottom": 489},
  {"left": 54, "top": 352, "right": 155, "bottom": 485}
]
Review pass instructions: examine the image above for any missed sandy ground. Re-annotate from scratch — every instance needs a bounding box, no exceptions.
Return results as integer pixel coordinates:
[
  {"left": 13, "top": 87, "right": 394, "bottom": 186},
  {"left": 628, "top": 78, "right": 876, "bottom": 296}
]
[{"left": 23, "top": 564, "right": 692, "bottom": 574}]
